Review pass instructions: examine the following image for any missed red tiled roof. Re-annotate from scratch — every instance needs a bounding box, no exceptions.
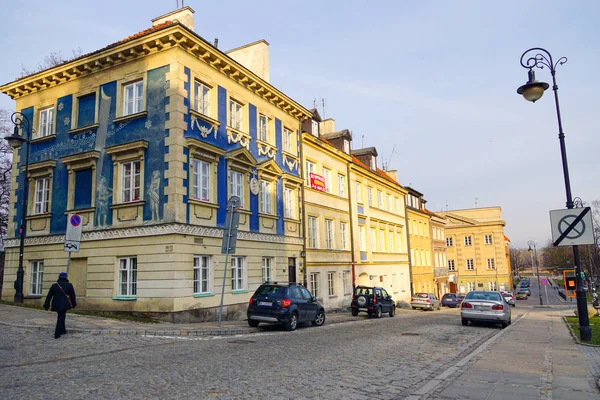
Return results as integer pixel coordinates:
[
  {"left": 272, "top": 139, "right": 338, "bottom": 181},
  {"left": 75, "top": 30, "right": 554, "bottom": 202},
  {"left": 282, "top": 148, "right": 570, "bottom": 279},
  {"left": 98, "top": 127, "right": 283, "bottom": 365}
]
[
  {"left": 351, "top": 156, "right": 402, "bottom": 188},
  {"left": 13, "top": 21, "right": 177, "bottom": 83},
  {"left": 504, "top": 235, "right": 510, "bottom": 242},
  {"left": 424, "top": 208, "right": 442, "bottom": 218}
]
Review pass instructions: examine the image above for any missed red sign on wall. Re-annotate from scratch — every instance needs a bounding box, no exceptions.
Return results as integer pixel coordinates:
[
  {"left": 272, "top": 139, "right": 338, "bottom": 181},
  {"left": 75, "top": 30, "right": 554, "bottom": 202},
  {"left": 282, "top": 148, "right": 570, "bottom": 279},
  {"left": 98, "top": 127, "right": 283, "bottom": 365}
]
[{"left": 309, "top": 173, "right": 326, "bottom": 192}]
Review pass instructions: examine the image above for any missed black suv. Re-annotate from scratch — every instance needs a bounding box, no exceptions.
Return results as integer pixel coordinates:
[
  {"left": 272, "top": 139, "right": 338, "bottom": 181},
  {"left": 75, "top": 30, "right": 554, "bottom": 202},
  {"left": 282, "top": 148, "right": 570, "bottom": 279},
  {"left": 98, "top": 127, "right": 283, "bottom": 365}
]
[
  {"left": 351, "top": 286, "right": 395, "bottom": 318},
  {"left": 247, "top": 282, "right": 326, "bottom": 331}
]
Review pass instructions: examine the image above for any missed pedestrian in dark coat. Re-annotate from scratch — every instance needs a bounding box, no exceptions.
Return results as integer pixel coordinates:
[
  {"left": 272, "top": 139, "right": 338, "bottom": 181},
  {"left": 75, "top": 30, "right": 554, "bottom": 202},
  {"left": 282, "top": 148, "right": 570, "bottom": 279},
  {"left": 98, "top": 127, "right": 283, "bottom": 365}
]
[{"left": 43, "top": 272, "right": 77, "bottom": 339}]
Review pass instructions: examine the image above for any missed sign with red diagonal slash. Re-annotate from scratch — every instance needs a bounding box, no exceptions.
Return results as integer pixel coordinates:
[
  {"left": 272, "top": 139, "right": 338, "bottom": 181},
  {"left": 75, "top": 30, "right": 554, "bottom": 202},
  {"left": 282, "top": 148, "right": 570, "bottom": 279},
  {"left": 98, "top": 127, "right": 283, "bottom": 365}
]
[
  {"left": 65, "top": 213, "right": 82, "bottom": 253},
  {"left": 550, "top": 207, "right": 594, "bottom": 247}
]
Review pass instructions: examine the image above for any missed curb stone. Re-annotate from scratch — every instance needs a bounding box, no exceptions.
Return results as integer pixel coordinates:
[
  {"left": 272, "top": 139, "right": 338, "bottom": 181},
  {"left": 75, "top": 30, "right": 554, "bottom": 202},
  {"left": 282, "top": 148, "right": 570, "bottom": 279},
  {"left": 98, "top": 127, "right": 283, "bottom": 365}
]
[{"left": 562, "top": 316, "right": 600, "bottom": 347}]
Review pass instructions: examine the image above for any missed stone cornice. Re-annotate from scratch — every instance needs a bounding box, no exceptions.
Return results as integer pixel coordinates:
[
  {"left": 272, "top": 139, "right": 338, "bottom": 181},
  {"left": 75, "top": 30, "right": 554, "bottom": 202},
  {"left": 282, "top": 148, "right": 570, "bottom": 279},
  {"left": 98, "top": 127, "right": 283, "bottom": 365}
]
[
  {"left": 3, "top": 222, "right": 303, "bottom": 248},
  {"left": 0, "top": 23, "right": 311, "bottom": 121}
]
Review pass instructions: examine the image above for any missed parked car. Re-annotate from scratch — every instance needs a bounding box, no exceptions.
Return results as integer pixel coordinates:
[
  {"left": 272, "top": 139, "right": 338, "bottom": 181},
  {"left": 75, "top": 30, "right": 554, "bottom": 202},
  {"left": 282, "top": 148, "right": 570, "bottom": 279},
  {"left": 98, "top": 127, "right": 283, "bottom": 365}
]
[
  {"left": 461, "top": 290, "right": 511, "bottom": 328},
  {"left": 247, "top": 282, "right": 325, "bottom": 331},
  {"left": 351, "top": 286, "right": 396, "bottom": 318},
  {"left": 441, "top": 293, "right": 464, "bottom": 308},
  {"left": 515, "top": 289, "right": 529, "bottom": 300},
  {"left": 411, "top": 293, "right": 441, "bottom": 311},
  {"left": 520, "top": 287, "right": 531, "bottom": 296},
  {"left": 501, "top": 292, "right": 515, "bottom": 307}
]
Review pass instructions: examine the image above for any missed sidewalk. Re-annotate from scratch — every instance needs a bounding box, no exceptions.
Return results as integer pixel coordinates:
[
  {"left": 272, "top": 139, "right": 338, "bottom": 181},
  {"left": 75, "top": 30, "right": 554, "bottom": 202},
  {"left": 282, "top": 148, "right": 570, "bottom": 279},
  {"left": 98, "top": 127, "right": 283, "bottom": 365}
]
[
  {"left": 417, "top": 307, "right": 600, "bottom": 399},
  {"left": 0, "top": 303, "right": 363, "bottom": 336}
]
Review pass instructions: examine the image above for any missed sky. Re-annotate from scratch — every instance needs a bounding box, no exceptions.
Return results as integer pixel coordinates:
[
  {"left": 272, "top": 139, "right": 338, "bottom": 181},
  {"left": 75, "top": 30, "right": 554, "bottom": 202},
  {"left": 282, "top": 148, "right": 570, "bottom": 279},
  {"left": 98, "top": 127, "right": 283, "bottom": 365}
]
[{"left": 1, "top": 0, "right": 598, "bottom": 249}]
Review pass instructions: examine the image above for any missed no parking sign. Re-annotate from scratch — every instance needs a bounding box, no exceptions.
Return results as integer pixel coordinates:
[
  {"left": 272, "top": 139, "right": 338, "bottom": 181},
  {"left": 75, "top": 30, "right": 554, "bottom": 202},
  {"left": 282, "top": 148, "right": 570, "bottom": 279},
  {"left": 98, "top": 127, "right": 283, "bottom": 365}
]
[{"left": 64, "top": 214, "right": 82, "bottom": 253}]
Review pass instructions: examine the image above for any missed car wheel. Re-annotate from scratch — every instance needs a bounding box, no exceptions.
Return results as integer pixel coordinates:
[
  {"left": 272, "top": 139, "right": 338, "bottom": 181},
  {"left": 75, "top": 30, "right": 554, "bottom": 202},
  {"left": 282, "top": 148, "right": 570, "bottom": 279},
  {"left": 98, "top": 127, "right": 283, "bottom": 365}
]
[
  {"left": 389, "top": 306, "right": 395, "bottom": 317},
  {"left": 285, "top": 312, "right": 298, "bottom": 331},
  {"left": 437, "top": 303, "right": 441, "bottom": 311},
  {"left": 512, "top": 304, "right": 515, "bottom": 308},
  {"left": 461, "top": 318, "right": 468, "bottom": 326},
  {"left": 501, "top": 321, "right": 508, "bottom": 329},
  {"left": 248, "top": 320, "right": 259, "bottom": 328},
  {"left": 312, "top": 310, "right": 326, "bottom": 326},
  {"left": 375, "top": 306, "right": 383, "bottom": 319},
  {"left": 351, "top": 309, "right": 359, "bottom": 316},
  {"left": 508, "top": 317, "right": 512, "bottom": 325},
  {"left": 412, "top": 307, "right": 417, "bottom": 310}
]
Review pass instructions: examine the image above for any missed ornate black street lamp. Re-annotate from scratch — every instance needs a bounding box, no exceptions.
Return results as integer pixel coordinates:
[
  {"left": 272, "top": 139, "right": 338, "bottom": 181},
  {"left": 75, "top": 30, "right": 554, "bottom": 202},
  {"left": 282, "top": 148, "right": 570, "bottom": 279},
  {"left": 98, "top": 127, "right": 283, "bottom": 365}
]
[
  {"left": 4, "top": 112, "right": 32, "bottom": 304},
  {"left": 527, "top": 240, "right": 543, "bottom": 306},
  {"left": 517, "top": 48, "right": 591, "bottom": 341}
]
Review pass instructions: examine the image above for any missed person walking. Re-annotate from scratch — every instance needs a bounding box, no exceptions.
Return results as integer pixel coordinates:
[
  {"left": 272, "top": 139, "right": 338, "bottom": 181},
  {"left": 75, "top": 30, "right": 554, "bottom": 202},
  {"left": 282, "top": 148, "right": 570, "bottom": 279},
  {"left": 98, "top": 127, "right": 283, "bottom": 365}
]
[{"left": 43, "top": 272, "right": 77, "bottom": 339}]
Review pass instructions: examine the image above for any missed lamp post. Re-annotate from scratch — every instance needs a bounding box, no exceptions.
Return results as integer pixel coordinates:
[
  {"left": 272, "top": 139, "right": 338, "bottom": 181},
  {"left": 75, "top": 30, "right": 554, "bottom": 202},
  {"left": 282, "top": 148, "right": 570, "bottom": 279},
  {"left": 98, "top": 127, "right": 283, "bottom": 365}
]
[
  {"left": 5, "top": 112, "right": 32, "bottom": 304},
  {"left": 527, "top": 240, "right": 543, "bottom": 306},
  {"left": 517, "top": 47, "right": 591, "bottom": 340}
]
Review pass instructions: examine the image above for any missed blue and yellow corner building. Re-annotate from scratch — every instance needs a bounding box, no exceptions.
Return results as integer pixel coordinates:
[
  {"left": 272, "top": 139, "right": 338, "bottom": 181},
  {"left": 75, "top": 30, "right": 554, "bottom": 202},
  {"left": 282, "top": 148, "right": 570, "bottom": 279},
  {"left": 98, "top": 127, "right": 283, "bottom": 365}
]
[{"left": 0, "top": 7, "right": 312, "bottom": 321}]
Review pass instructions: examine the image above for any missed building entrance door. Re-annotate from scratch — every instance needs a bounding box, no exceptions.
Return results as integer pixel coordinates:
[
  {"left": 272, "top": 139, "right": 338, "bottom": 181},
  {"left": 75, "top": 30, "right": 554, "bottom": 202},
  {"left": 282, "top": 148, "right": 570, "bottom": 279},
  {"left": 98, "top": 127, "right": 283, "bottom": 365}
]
[{"left": 288, "top": 257, "right": 296, "bottom": 284}]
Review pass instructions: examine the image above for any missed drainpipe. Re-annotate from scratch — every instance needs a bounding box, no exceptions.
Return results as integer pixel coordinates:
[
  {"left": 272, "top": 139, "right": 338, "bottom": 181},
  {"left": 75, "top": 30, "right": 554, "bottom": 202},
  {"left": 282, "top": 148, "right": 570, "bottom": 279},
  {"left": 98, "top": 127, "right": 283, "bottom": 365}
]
[
  {"left": 298, "top": 120, "right": 308, "bottom": 288},
  {"left": 347, "top": 163, "right": 356, "bottom": 288}
]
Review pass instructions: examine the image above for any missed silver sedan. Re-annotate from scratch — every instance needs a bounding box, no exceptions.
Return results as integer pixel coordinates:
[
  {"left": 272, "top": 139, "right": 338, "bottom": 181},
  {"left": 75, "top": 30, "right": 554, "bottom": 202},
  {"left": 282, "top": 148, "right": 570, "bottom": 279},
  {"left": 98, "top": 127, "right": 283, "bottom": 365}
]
[{"left": 460, "top": 291, "right": 511, "bottom": 328}]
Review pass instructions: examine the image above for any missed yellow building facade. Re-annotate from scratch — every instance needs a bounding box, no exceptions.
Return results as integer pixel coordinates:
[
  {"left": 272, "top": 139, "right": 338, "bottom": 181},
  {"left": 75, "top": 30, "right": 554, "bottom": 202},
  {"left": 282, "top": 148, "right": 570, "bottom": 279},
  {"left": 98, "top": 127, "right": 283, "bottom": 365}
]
[
  {"left": 439, "top": 207, "right": 512, "bottom": 294},
  {"left": 429, "top": 211, "right": 449, "bottom": 297},
  {"left": 405, "top": 188, "right": 434, "bottom": 294}
]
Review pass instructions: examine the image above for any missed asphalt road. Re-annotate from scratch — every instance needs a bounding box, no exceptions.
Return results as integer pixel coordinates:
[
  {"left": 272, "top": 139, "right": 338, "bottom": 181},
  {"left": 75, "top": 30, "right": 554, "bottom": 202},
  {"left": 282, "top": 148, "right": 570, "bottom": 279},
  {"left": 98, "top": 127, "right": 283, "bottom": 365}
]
[{"left": 0, "top": 307, "right": 528, "bottom": 399}]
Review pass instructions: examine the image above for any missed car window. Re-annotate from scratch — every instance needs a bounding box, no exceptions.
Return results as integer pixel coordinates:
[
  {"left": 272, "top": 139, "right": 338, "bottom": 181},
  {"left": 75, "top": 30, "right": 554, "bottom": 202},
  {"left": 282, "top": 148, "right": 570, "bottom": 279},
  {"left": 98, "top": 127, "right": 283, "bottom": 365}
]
[
  {"left": 430, "top": 294, "right": 437, "bottom": 300},
  {"left": 415, "top": 293, "right": 428, "bottom": 298},
  {"left": 289, "top": 286, "right": 302, "bottom": 299},
  {"left": 381, "top": 289, "right": 389, "bottom": 298},
  {"left": 356, "top": 287, "right": 372, "bottom": 295},
  {"left": 255, "top": 285, "right": 286, "bottom": 297},
  {"left": 375, "top": 289, "right": 382, "bottom": 297},
  {"left": 300, "top": 287, "right": 313, "bottom": 301}
]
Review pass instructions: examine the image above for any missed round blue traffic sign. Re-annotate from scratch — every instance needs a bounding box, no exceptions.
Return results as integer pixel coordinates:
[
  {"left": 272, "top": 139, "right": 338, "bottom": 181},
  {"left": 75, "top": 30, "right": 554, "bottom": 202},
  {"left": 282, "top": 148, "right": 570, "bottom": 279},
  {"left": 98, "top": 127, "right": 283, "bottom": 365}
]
[
  {"left": 540, "top": 278, "right": 549, "bottom": 286},
  {"left": 70, "top": 214, "right": 81, "bottom": 227}
]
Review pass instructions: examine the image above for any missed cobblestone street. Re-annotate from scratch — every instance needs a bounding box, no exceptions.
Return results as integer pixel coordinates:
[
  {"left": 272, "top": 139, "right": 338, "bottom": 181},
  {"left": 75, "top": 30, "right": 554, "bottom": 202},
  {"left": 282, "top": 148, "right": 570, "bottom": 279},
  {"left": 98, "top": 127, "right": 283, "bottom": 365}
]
[{"left": 0, "top": 308, "right": 510, "bottom": 399}]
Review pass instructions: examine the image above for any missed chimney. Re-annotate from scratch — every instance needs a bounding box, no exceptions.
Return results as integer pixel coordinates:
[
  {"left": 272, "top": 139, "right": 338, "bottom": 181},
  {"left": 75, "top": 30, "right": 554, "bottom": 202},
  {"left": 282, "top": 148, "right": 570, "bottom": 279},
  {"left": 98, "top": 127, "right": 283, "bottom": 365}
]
[
  {"left": 226, "top": 40, "right": 270, "bottom": 82},
  {"left": 152, "top": 6, "right": 195, "bottom": 31},
  {"left": 386, "top": 170, "right": 398, "bottom": 182},
  {"left": 320, "top": 118, "right": 335, "bottom": 134}
]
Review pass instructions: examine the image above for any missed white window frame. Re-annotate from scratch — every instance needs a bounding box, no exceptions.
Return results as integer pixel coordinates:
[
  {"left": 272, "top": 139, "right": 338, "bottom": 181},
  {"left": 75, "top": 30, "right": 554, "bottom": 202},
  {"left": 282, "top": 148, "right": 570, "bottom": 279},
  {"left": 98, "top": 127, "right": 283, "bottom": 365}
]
[
  {"left": 466, "top": 259, "right": 474, "bottom": 271},
  {"left": 258, "top": 114, "right": 269, "bottom": 142},
  {"left": 193, "top": 255, "right": 211, "bottom": 294},
  {"left": 388, "top": 231, "right": 394, "bottom": 252},
  {"left": 194, "top": 80, "right": 211, "bottom": 116},
  {"left": 229, "top": 99, "right": 243, "bottom": 130},
  {"left": 284, "top": 187, "right": 294, "bottom": 219},
  {"left": 29, "top": 260, "right": 44, "bottom": 295},
  {"left": 377, "top": 190, "right": 383, "bottom": 208},
  {"left": 323, "top": 168, "right": 332, "bottom": 193},
  {"left": 446, "top": 237, "right": 453, "bottom": 247},
  {"left": 192, "top": 159, "right": 211, "bottom": 202},
  {"left": 311, "top": 119, "right": 319, "bottom": 137},
  {"left": 231, "top": 256, "right": 246, "bottom": 291},
  {"left": 367, "top": 187, "right": 373, "bottom": 206},
  {"left": 262, "top": 257, "right": 273, "bottom": 283},
  {"left": 484, "top": 234, "right": 493, "bottom": 245},
  {"left": 305, "top": 161, "right": 316, "bottom": 186},
  {"left": 310, "top": 272, "right": 319, "bottom": 298},
  {"left": 118, "top": 257, "right": 137, "bottom": 297},
  {"left": 33, "top": 177, "right": 50, "bottom": 214},
  {"left": 340, "top": 222, "right": 348, "bottom": 250},
  {"left": 448, "top": 259, "right": 455, "bottom": 271},
  {"left": 328, "top": 272, "right": 335, "bottom": 296},
  {"left": 121, "top": 160, "right": 141, "bottom": 203},
  {"left": 487, "top": 258, "right": 495, "bottom": 269},
  {"left": 359, "top": 226, "right": 366, "bottom": 252},
  {"left": 464, "top": 236, "right": 472, "bottom": 246},
  {"left": 356, "top": 182, "right": 362, "bottom": 203},
  {"left": 338, "top": 174, "right": 345, "bottom": 197},
  {"left": 395, "top": 197, "right": 400, "bottom": 214},
  {"left": 308, "top": 216, "right": 318, "bottom": 249},
  {"left": 387, "top": 194, "right": 392, "bottom": 211},
  {"left": 229, "top": 170, "right": 244, "bottom": 206},
  {"left": 325, "top": 219, "right": 334, "bottom": 249},
  {"left": 396, "top": 232, "right": 403, "bottom": 253},
  {"left": 38, "top": 106, "right": 54, "bottom": 137},
  {"left": 283, "top": 127, "right": 293, "bottom": 154},
  {"left": 260, "top": 180, "right": 272, "bottom": 214},
  {"left": 123, "top": 80, "right": 144, "bottom": 116},
  {"left": 343, "top": 271, "right": 350, "bottom": 295},
  {"left": 379, "top": 230, "right": 386, "bottom": 252},
  {"left": 370, "top": 228, "right": 377, "bottom": 252}
]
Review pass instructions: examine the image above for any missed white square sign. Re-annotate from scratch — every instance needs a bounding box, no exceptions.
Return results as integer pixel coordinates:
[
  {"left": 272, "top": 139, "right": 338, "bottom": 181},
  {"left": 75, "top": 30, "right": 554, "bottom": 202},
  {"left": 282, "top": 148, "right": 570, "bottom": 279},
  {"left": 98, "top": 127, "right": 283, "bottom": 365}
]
[{"left": 550, "top": 207, "right": 594, "bottom": 246}]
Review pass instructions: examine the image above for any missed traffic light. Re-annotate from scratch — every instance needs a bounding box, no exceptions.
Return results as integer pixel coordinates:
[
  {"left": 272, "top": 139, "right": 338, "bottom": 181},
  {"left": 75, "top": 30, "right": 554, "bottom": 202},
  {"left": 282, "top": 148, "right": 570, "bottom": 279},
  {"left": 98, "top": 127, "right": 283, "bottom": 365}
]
[{"left": 566, "top": 279, "right": 576, "bottom": 290}]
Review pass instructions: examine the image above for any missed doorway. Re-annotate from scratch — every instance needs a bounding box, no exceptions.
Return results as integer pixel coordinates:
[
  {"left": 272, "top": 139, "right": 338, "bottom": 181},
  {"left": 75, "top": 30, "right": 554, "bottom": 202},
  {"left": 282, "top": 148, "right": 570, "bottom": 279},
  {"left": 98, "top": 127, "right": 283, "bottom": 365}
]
[{"left": 288, "top": 257, "right": 296, "bottom": 284}]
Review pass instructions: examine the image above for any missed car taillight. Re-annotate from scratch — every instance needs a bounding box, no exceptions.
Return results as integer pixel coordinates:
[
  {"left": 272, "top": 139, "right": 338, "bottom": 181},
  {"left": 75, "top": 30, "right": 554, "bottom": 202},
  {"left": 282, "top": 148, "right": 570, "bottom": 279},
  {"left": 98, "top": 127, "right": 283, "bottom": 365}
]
[
  {"left": 426, "top": 299, "right": 431, "bottom": 303},
  {"left": 249, "top": 297, "right": 254, "bottom": 306},
  {"left": 280, "top": 299, "right": 292, "bottom": 308},
  {"left": 373, "top": 295, "right": 377, "bottom": 304},
  {"left": 461, "top": 302, "right": 472, "bottom": 309},
  {"left": 492, "top": 304, "right": 504, "bottom": 310}
]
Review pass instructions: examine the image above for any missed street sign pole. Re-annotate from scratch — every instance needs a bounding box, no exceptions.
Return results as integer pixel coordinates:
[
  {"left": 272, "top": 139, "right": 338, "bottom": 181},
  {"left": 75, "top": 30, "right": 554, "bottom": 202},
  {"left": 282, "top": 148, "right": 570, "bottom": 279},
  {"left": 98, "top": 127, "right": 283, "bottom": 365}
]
[
  {"left": 64, "top": 214, "right": 82, "bottom": 276},
  {"left": 218, "top": 196, "right": 240, "bottom": 328}
]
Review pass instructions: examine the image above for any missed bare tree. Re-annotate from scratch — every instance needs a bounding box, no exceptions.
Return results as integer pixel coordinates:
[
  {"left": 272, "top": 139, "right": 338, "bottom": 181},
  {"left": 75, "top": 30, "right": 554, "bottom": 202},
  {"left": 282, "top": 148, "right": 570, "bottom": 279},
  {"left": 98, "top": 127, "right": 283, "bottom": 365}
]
[
  {"left": 541, "top": 238, "right": 573, "bottom": 275},
  {"left": 509, "top": 247, "right": 526, "bottom": 277},
  {"left": 0, "top": 109, "right": 12, "bottom": 245},
  {"left": 20, "top": 47, "right": 84, "bottom": 77}
]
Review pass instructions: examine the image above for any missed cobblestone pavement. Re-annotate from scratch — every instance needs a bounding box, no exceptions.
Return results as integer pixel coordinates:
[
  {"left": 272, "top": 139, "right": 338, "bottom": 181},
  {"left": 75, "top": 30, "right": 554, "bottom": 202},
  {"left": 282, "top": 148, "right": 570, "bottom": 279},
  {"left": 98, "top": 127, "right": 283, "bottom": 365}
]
[{"left": 0, "top": 308, "right": 516, "bottom": 399}]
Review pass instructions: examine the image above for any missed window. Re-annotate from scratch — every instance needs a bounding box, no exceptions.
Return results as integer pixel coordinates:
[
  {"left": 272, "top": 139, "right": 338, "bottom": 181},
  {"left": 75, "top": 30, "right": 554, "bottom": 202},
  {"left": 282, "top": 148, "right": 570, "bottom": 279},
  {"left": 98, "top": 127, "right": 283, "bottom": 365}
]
[
  {"left": 308, "top": 216, "right": 318, "bottom": 248},
  {"left": 370, "top": 228, "right": 377, "bottom": 252},
  {"left": 464, "top": 236, "right": 472, "bottom": 246},
  {"left": 387, "top": 194, "right": 392, "bottom": 211},
  {"left": 323, "top": 168, "right": 332, "bottom": 193},
  {"left": 343, "top": 271, "right": 350, "bottom": 294},
  {"left": 377, "top": 190, "right": 383, "bottom": 208},
  {"left": 325, "top": 219, "right": 334, "bottom": 249},
  {"left": 487, "top": 258, "right": 495, "bottom": 269},
  {"left": 359, "top": 226, "right": 366, "bottom": 252},
  {"left": 283, "top": 127, "right": 293, "bottom": 154},
  {"left": 194, "top": 80, "right": 211, "bottom": 116},
  {"left": 388, "top": 231, "right": 394, "bottom": 252},
  {"left": 75, "top": 92, "right": 97, "bottom": 128},
  {"left": 231, "top": 256, "right": 245, "bottom": 291},
  {"left": 489, "top": 282, "right": 497, "bottom": 291},
  {"left": 262, "top": 257, "right": 273, "bottom": 283},
  {"left": 192, "top": 159, "right": 210, "bottom": 202},
  {"left": 448, "top": 259, "right": 455, "bottom": 271},
  {"left": 193, "top": 256, "right": 211, "bottom": 294},
  {"left": 29, "top": 260, "right": 44, "bottom": 295},
  {"left": 396, "top": 232, "right": 403, "bottom": 253},
  {"left": 379, "top": 230, "right": 386, "bottom": 252},
  {"left": 466, "top": 259, "right": 474, "bottom": 271},
  {"left": 305, "top": 161, "right": 316, "bottom": 186},
  {"left": 311, "top": 119, "right": 319, "bottom": 137},
  {"left": 446, "top": 237, "right": 453, "bottom": 247},
  {"left": 370, "top": 156, "right": 376, "bottom": 170},
  {"left": 284, "top": 187, "right": 294, "bottom": 218},
  {"left": 260, "top": 180, "right": 272, "bottom": 214},
  {"left": 310, "top": 273, "right": 319, "bottom": 297},
  {"left": 230, "top": 170, "right": 244, "bottom": 205},
  {"left": 123, "top": 81, "right": 143, "bottom": 116},
  {"left": 340, "top": 222, "right": 348, "bottom": 250},
  {"left": 258, "top": 114, "right": 269, "bottom": 142},
  {"left": 38, "top": 107, "right": 54, "bottom": 137},
  {"left": 338, "top": 174, "right": 345, "bottom": 197},
  {"left": 367, "top": 187, "right": 373, "bottom": 206},
  {"left": 229, "top": 99, "right": 242, "bottom": 130},
  {"left": 395, "top": 197, "right": 400, "bottom": 214},
  {"left": 484, "top": 234, "right": 493, "bottom": 245},
  {"left": 343, "top": 140, "right": 350, "bottom": 154},
  {"left": 328, "top": 272, "right": 335, "bottom": 296},
  {"left": 356, "top": 182, "right": 362, "bottom": 203},
  {"left": 118, "top": 257, "right": 137, "bottom": 296},
  {"left": 122, "top": 161, "right": 141, "bottom": 202},
  {"left": 33, "top": 177, "right": 50, "bottom": 214}
]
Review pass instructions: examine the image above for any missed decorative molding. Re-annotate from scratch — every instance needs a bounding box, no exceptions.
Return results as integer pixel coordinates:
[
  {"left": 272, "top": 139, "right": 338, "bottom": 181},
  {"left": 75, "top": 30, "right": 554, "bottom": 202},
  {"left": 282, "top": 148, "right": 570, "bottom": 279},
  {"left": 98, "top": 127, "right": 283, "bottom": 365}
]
[
  {"left": 257, "top": 141, "right": 277, "bottom": 159},
  {"left": 283, "top": 154, "right": 298, "bottom": 171},
  {"left": 3, "top": 223, "right": 304, "bottom": 247},
  {"left": 226, "top": 127, "right": 250, "bottom": 149}
]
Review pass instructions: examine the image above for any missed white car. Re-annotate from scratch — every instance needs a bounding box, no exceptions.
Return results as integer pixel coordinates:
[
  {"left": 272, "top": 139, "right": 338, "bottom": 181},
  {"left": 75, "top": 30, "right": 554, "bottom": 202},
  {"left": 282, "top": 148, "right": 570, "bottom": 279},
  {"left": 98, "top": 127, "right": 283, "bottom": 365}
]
[{"left": 461, "top": 291, "right": 511, "bottom": 328}]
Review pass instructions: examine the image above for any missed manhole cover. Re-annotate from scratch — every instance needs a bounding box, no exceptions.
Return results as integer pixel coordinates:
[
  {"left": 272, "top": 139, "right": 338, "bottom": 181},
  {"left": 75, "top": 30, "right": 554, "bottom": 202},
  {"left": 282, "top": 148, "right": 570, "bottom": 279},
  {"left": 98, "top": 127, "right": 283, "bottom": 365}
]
[
  {"left": 228, "top": 339, "right": 256, "bottom": 344},
  {"left": 401, "top": 333, "right": 420, "bottom": 336}
]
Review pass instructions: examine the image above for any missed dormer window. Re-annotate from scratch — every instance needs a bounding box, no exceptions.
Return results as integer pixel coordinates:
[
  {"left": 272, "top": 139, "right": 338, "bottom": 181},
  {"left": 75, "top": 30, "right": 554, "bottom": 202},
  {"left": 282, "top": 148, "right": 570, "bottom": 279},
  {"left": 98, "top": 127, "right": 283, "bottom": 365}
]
[
  {"left": 311, "top": 120, "right": 319, "bottom": 137},
  {"left": 343, "top": 140, "right": 350, "bottom": 154},
  {"left": 370, "top": 156, "right": 376, "bottom": 170}
]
